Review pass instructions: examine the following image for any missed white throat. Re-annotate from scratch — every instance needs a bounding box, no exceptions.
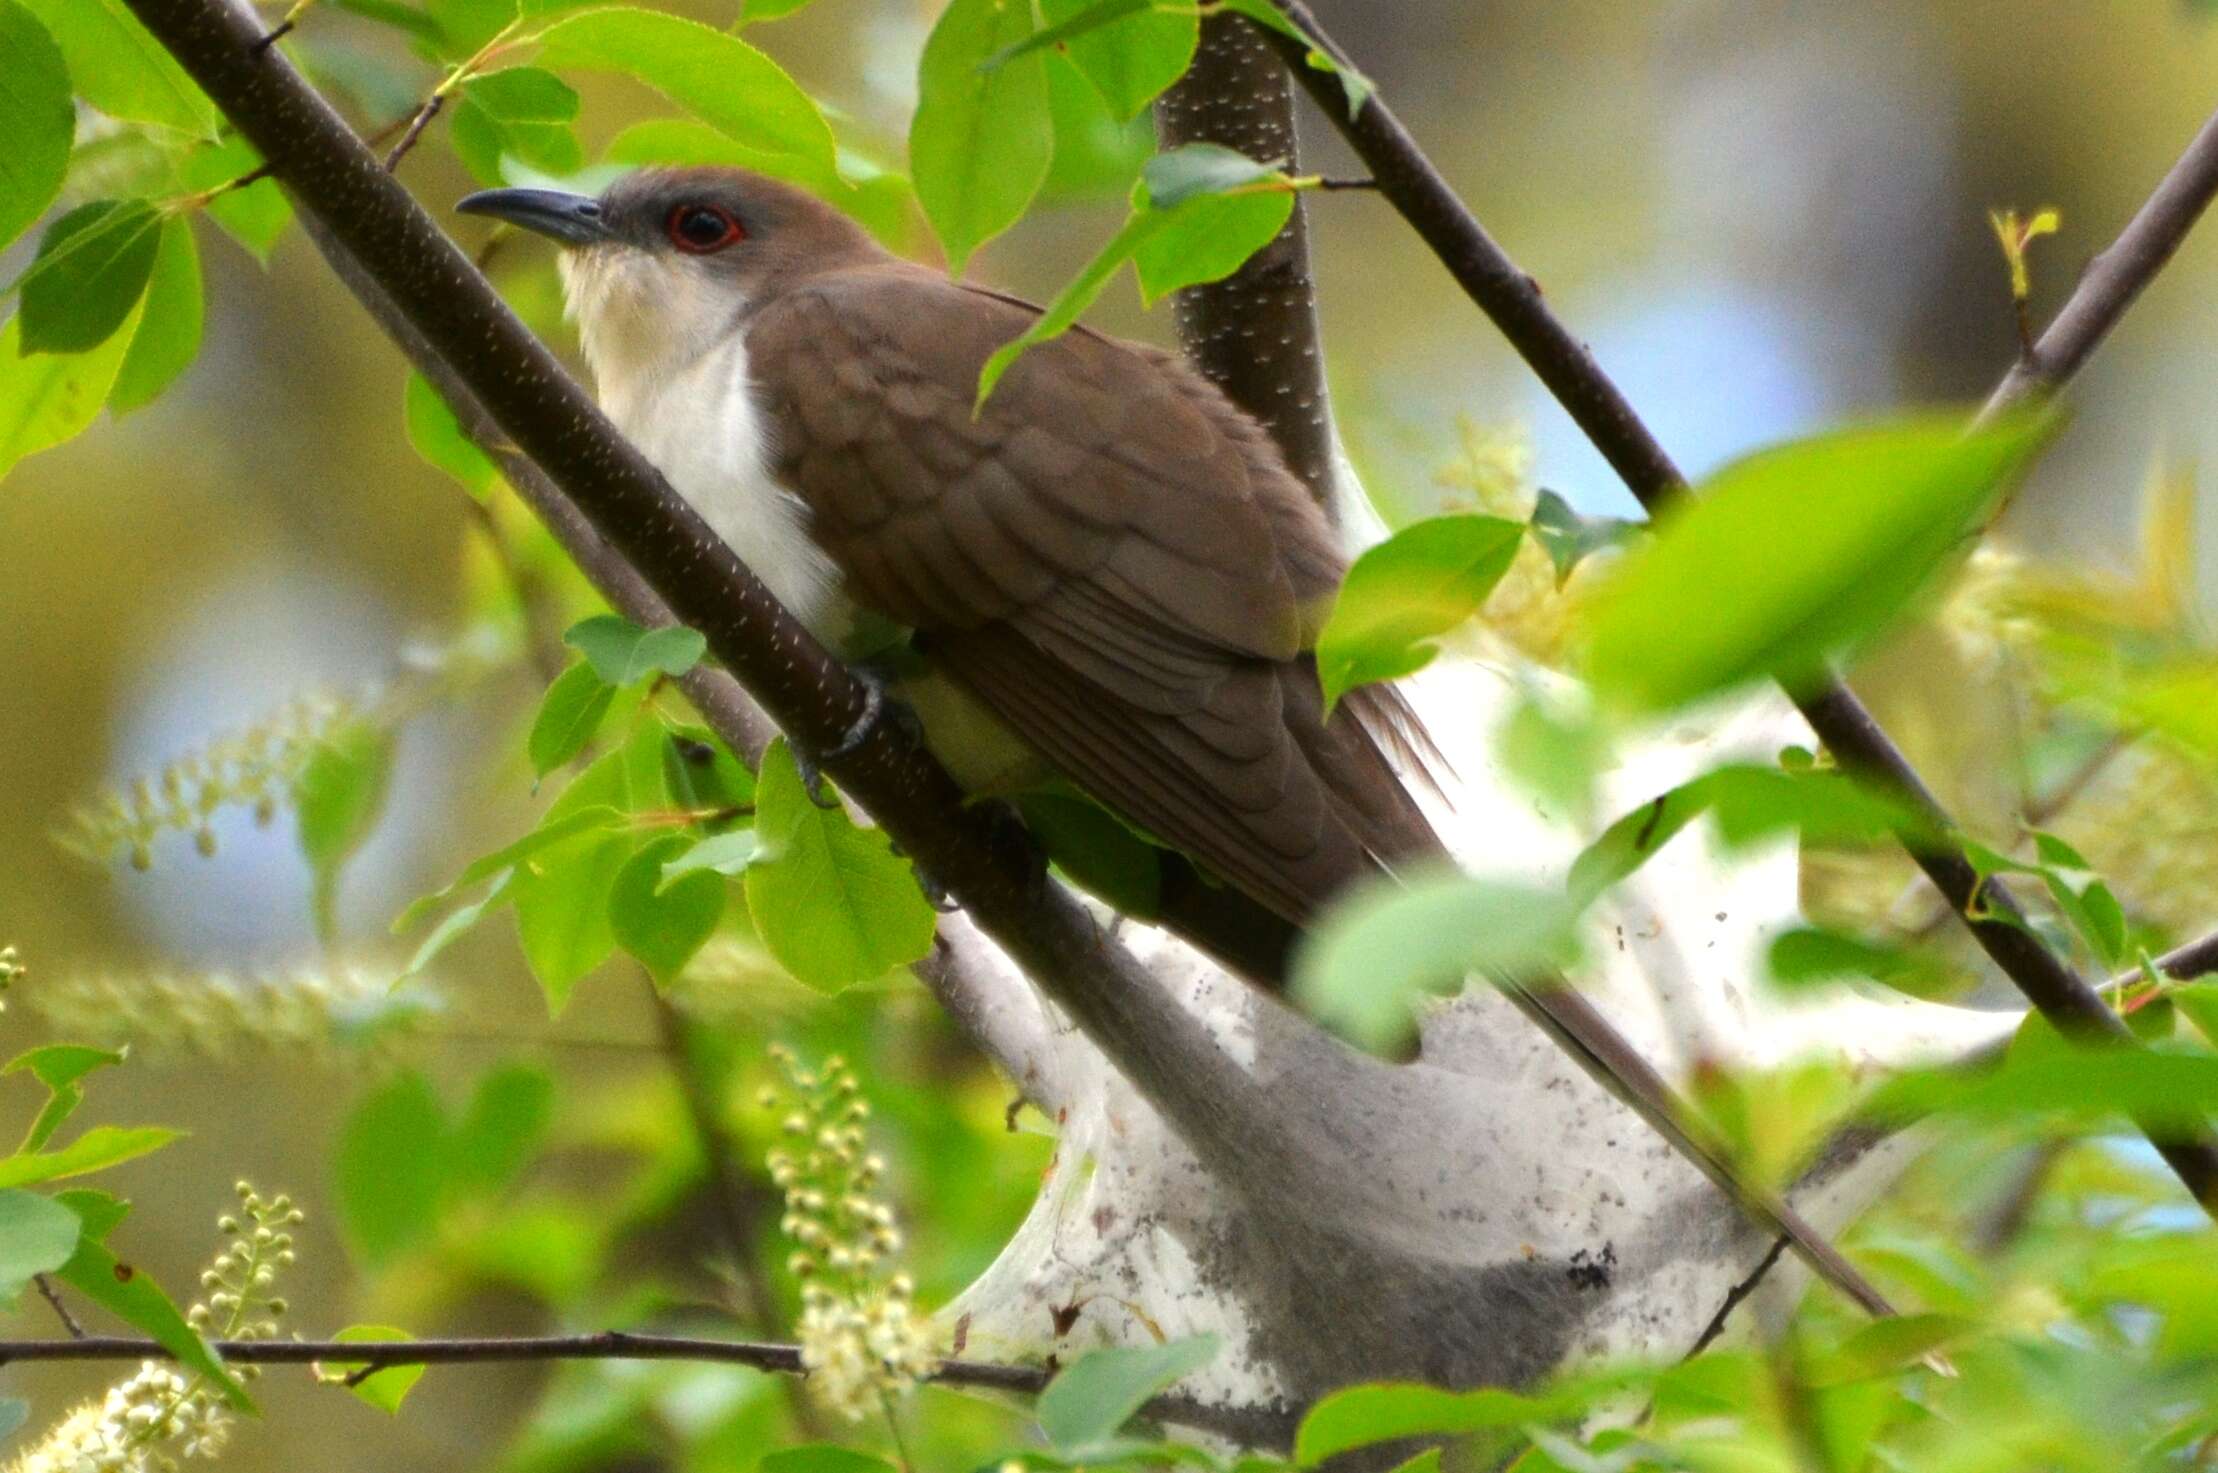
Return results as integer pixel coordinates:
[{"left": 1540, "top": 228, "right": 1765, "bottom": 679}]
[{"left": 559, "top": 248, "right": 854, "bottom": 649}]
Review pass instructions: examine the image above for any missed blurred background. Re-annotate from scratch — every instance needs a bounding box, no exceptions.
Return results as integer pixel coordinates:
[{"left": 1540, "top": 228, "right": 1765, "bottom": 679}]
[{"left": 3, "top": 1, "right": 2217, "bottom": 1469}]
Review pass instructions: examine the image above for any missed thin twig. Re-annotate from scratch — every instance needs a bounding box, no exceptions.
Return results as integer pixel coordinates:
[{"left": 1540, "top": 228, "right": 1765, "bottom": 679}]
[
  {"left": 1981, "top": 108, "right": 2218, "bottom": 422},
  {"left": 32, "top": 1276, "right": 84, "bottom": 1339},
  {"left": 1252, "top": 0, "right": 2218, "bottom": 1211},
  {"left": 0, "top": 1333, "right": 1277, "bottom": 1447},
  {"left": 382, "top": 94, "right": 444, "bottom": 172}
]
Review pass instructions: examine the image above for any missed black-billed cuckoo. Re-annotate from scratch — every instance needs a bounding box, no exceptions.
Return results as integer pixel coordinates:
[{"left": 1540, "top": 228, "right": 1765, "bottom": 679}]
[{"left": 457, "top": 168, "right": 1892, "bottom": 1313}]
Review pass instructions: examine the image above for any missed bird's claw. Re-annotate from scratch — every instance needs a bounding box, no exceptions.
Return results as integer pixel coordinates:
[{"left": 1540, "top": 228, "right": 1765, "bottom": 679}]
[{"left": 799, "top": 664, "right": 924, "bottom": 809}]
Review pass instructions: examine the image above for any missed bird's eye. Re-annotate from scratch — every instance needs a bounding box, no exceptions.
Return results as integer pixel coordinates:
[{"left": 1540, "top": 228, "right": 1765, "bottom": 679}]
[{"left": 666, "top": 203, "right": 744, "bottom": 254}]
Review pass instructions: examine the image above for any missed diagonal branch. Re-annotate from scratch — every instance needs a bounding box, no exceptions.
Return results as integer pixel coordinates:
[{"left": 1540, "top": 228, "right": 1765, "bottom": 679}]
[
  {"left": 0, "top": 1333, "right": 1280, "bottom": 1448},
  {"left": 1254, "top": 0, "right": 2218, "bottom": 1210},
  {"left": 123, "top": 0, "right": 1289, "bottom": 1217}
]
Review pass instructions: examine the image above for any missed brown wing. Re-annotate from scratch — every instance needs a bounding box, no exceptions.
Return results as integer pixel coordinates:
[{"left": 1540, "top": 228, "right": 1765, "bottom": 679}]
[{"left": 747, "top": 264, "right": 1436, "bottom": 921}]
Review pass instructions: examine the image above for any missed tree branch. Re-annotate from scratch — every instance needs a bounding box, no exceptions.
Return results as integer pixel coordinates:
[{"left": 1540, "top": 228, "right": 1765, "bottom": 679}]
[
  {"left": 0, "top": 1333, "right": 1280, "bottom": 1448},
  {"left": 1256, "top": 0, "right": 2218, "bottom": 1210},
  {"left": 1981, "top": 108, "right": 2218, "bottom": 421},
  {"left": 121, "top": 0, "right": 1348, "bottom": 1230},
  {"left": 1155, "top": 13, "right": 1337, "bottom": 505}
]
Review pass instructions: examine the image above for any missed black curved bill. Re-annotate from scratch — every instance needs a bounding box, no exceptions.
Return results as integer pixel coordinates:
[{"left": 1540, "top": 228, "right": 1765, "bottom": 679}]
[{"left": 456, "top": 187, "right": 608, "bottom": 244}]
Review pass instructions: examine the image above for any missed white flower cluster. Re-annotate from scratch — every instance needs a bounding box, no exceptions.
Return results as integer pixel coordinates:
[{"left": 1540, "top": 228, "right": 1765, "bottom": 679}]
[
  {"left": 762, "top": 1046, "right": 938, "bottom": 1420},
  {"left": 3, "top": 1184, "right": 300, "bottom": 1473},
  {"left": 25, "top": 964, "right": 432, "bottom": 1062}
]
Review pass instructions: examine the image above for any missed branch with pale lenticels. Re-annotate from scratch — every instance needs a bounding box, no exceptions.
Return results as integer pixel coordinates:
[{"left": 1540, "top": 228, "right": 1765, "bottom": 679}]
[{"left": 1252, "top": 0, "right": 2218, "bottom": 1212}]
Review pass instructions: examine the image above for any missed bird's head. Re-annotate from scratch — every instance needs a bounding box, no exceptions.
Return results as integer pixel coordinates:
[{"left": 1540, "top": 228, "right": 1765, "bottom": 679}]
[{"left": 458, "top": 166, "right": 876, "bottom": 389}]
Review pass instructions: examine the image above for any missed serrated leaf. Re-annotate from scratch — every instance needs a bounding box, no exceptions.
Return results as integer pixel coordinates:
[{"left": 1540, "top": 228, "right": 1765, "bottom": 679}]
[
  {"left": 0, "top": 2, "right": 72, "bottom": 254},
  {"left": 398, "top": 869, "right": 515, "bottom": 979},
  {"left": 0, "top": 1189, "right": 82, "bottom": 1307},
  {"left": 0, "top": 298, "right": 142, "bottom": 481},
  {"left": 1035, "top": 0, "right": 1195, "bottom": 121},
  {"left": 53, "top": 1188, "right": 129, "bottom": 1244},
  {"left": 1584, "top": 414, "right": 2055, "bottom": 713},
  {"left": 405, "top": 371, "right": 499, "bottom": 496},
  {"left": 609, "top": 835, "right": 725, "bottom": 985},
  {"left": 17, "top": 201, "right": 162, "bottom": 355},
  {"left": 564, "top": 613, "right": 708, "bottom": 685},
  {"left": 912, "top": 0, "right": 1054, "bottom": 275},
  {"left": 326, "top": 1325, "right": 426, "bottom": 1413},
  {"left": 1291, "top": 872, "right": 1581, "bottom": 1056},
  {"left": 335, "top": 1071, "right": 447, "bottom": 1267},
  {"left": 177, "top": 136, "right": 291, "bottom": 262},
  {"left": 744, "top": 739, "right": 936, "bottom": 991},
  {"left": 1036, "top": 1335, "right": 1221, "bottom": 1452},
  {"left": 110, "top": 217, "right": 203, "bottom": 413},
  {"left": 1295, "top": 1381, "right": 1569, "bottom": 1466},
  {"left": 534, "top": 8, "right": 840, "bottom": 186},
  {"left": 1314, "top": 514, "right": 1524, "bottom": 713},
  {"left": 19, "top": 0, "right": 220, "bottom": 136},
  {"left": 976, "top": 208, "right": 1165, "bottom": 408}
]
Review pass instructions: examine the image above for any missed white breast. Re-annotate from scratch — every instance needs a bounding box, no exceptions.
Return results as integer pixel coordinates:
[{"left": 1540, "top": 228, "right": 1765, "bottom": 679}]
[{"left": 562, "top": 251, "right": 856, "bottom": 649}]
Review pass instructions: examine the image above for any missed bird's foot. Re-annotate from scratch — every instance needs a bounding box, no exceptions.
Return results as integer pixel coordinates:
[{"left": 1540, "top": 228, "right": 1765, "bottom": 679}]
[
  {"left": 798, "top": 661, "right": 924, "bottom": 809},
  {"left": 891, "top": 800, "right": 1037, "bottom": 915}
]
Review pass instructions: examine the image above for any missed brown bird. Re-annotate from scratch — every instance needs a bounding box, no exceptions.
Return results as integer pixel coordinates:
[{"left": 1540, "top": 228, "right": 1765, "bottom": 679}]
[{"left": 458, "top": 168, "right": 1894, "bottom": 1315}]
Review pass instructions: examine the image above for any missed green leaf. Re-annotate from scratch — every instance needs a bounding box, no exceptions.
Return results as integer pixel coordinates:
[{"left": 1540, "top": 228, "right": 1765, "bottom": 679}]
[
  {"left": 534, "top": 8, "right": 841, "bottom": 186},
  {"left": 53, "top": 1188, "right": 129, "bottom": 1243},
  {"left": 327, "top": 1325, "right": 426, "bottom": 1413},
  {"left": 0, "top": 1189, "right": 82, "bottom": 1306},
  {"left": 984, "top": 0, "right": 1148, "bottom": 70},
  {"left": 759, "top": 1448, "right": 898, "bottom": 1473},
  {"left": 1132, "top": 188, "right": 1292, "bottom": 307},
  {"left": 661, "top": 725, "right": 756, "bottom": 812},
  {"left": 465, "top": 66, "right": 580, "bottom": 122},
  {"left": 294, "top": 718, "right": 396, "bottom": 945},
  {"left": 976, "top": 208, "right": 1165, "bottom": 408},
  {"left": 1138, "top": 142, "right": 1281, "bottom": 208},
  {"left": 659, "top": 829, "right": 763, "bottom": 887},
  {"left": 912, "top": 0, "right": 1054, "bottom": 275},
  {"left": 510, "top": 724, "right": 672, "bottom": 1008},
  {"left": 1583, "top": 414, "right": 2054, "bottom": 713},
  {"left": 564, "top": 613, "right": 708, "bottom": 685},
  {"left": 177, "top": 136, "right": 292, "bottom": 261},
  {"left": 1766, "top": 927, "right": 1959, "bottom": 1000},
  {"left": 1570, "top": 762, "right": 1917, "bottom": 909},
  {"left": 744, "top": 739, "right": 937, "bottom": 991},
  {"left": 335, "top": 1071, "right": 448, "bottom": 1267},
  {"left": 56, "top": 1222, "right": 251, "bottom": 1410},
  {"left": 5, "top": 1044, "right": 124, "bottom": 1152},
  {"left": 1016, "top": 790, "right": 1162, "bottom": 917},
  {"left": 1291, "top": 872, "right": 1582, "bottom": 1056},
  {"left": 395, "top": 804, "right": 625, "bottom": 934},
  {"left": 1865, "top": 1049, "right": 2218, "bottom": 1132},
  {"left": 1314, "top": 514, "right": 1524, "bottom": 713},
  {"left": 1037, "top": 1335, "right": 1221, "bottom": 1453},
  {"left": 1529, "top": 489, "right": 1640, "bottom": 586},
  {"left": 1295, "top": 1381, "right": 1569, "bottom": 1466},
  {"left": 109, "top": 217, "right": 203, "bottom": 413},
  {"left": 16, "top": 201, "right": 162, "bottom": 355},
  {"left": 1035, "top": 0, "right": 1196, "bottom": 121},
  {"left": 447, "top": 1064, "right": 553, "bottom": 1198},
  {"left": 18, "top": 0, "right": 219, "bottom": 136},
  {"left": 405, "top": 371, "right": 499, "bottom": 496},
  {"left": 0, "top": 298, "right": 141, "bottom": 481},
  {"left": 0, "top": 2, "right": 72, "bottom": 254},
  {"left": 609, "top": 835, "right": 725, "bottom": 985},
  {"left": 0, "top": 1126, "right": 178, "bottom": 1188},
  {"left": 528, "top": 661, "right": 618, "bottom": 778},
  {"left": 399, "top": 869, "right": 515, "bottom": 980},
  {"left": 737, "top": 0, "right": 820, "bottom": 18},
  {"left": 427, "top": 0, "right": 516, "bottom": 56}
]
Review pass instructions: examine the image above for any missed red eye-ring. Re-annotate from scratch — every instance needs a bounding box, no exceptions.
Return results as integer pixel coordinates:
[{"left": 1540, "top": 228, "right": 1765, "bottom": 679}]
[{"left": 667, "top": 203, "right": 744, "bottom": 254}]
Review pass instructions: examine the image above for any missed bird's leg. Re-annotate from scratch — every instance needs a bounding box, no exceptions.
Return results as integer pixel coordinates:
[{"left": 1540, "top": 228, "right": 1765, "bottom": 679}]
[{"left": 798, "top": 659, "right": 925, "bottom": 809}]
